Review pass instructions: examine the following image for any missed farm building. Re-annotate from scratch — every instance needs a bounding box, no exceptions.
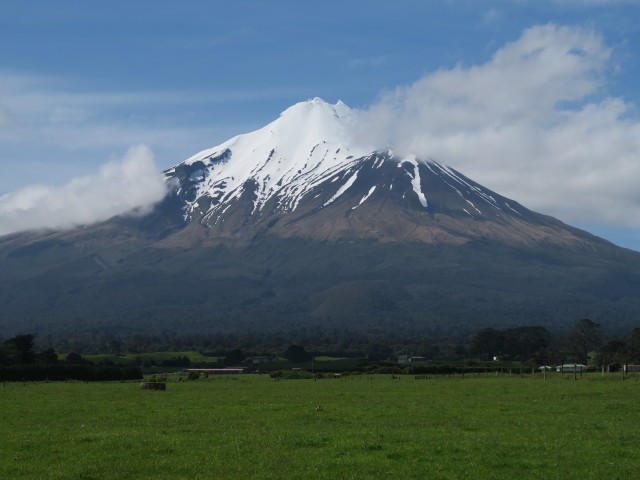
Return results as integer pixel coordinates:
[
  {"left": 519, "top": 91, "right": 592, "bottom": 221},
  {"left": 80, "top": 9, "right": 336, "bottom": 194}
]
[
  {"left": 607, "top": 363, "right": 621, "bottom": 372},
  {"left": 623, "top": 365, "right": 640, "bottom": 373},
  {"left": 556, "top": 364, "right": 587, "bottom": 373}
]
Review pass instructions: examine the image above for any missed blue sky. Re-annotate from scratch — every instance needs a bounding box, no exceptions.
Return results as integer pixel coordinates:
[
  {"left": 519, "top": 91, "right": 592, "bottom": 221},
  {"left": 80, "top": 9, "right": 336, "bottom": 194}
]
[{"left": 2, "top": 0, "right": 640, "bottom": 249}]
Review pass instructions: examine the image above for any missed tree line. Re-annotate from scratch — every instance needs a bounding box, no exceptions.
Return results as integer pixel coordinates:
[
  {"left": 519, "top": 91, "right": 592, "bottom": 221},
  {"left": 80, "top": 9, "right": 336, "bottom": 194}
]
[
  {"left": 0, "top": 334, "right": 142, "bottom": 381},
  {"left": 469, "top": 319, "right": 640, "bottom": 367},
  {"left": 3, "top": 318, "right": 640, "bottom": 369}
]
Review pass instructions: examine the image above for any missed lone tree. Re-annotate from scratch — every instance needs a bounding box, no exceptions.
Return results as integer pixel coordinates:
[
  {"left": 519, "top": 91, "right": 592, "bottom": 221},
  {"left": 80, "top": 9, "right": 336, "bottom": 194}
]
[
  {"left": 503, "top": 326, "right": 551, "bottom": 361},
  {"left": 224, "top": 349, "right": 245, "bottom": 365},
  {"left": 284, "top": 345, "right": 311, "bottom": 363},
  {"left": 35, "top": 348, "right": 59, "bottom": 364},
  {"left": 626, "top": 328, "right": 640, "bottom": 363},
  {"left": 469, "top": 328, "right": 505, "bottom": 361},
  {"left": 569, "top": 319, "right": 601, "bottom": 363},
  {"left": 594, "top": 340, "right": 627, "bottom": 368},
  {"left": 0, "top": 333, "right": 35, "bottom": 365}
]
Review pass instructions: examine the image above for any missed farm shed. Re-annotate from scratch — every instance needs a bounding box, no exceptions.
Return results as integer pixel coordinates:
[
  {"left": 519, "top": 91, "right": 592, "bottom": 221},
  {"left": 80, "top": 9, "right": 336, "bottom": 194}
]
[{"left": 556, "top": 364, "right": 587, "bottom": 373}]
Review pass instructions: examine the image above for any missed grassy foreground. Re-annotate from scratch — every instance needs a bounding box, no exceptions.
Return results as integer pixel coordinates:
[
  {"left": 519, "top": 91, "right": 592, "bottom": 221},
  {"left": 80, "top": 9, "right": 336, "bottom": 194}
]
[{"left": 1, "top": 374, "right": 639, "bottom": 480}]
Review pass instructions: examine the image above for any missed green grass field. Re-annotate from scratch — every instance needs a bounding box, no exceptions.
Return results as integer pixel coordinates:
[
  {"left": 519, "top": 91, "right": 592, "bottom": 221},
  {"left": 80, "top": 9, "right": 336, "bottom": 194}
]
[{"left": 1, "top": 374, "right": 639, "bottom": 479}]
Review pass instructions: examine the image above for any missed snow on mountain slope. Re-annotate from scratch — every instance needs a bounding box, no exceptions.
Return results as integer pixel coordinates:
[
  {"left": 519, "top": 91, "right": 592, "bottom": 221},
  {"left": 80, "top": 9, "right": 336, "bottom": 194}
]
[
  {"left": 165, "top": 98, "right": 532, "bottom": 231},
  {"left": 165, "top": 98, "right": 372, "bottom": 222}
]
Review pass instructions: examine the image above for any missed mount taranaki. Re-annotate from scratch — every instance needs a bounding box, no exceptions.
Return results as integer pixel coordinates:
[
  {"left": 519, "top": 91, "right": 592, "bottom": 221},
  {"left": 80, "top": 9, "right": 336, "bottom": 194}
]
[{"left": 1, "top": 98, "right": 640, "bottom": 339}]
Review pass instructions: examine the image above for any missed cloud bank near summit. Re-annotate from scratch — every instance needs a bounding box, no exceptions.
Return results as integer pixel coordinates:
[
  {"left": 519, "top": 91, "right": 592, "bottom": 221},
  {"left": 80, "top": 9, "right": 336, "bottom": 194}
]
[
  {"left": 354, "top": 24, "right": 640, "bottom": 228},
  {"left": 0, "top": 145, "right": 168, "bottom": 236}
]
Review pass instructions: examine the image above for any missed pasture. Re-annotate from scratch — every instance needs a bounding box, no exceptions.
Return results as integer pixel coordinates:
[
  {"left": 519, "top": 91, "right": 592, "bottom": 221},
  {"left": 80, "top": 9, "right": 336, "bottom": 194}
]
[{"left": 1, "top": 373, "right": 639, "bottom": 479}]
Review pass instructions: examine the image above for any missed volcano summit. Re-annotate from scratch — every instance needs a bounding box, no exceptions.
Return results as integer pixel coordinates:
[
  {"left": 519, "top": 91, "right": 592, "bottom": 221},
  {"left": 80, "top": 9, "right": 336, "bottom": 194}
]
[{"left": 1, "top": 98, "right": 639, "bottom": 338}]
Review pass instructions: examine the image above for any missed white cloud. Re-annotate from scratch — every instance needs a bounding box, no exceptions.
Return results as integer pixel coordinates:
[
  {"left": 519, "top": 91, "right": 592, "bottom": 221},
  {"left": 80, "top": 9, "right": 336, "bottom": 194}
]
[
  {"left": 354, "top": 24, "right": 640, "bottom": 227},
  {"left": 0, "top": 145, "right": 168, "bottom": 235}
]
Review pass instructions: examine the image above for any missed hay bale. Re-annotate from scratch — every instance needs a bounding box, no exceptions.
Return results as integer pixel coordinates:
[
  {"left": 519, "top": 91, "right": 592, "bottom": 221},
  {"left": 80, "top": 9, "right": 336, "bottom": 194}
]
[{"left": 139, "top": 382, "right": 166, "bottom": 390}]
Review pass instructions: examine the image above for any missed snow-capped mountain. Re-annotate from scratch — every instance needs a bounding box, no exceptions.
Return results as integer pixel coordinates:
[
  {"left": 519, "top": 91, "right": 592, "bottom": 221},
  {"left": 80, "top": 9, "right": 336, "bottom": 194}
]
[
  {"left": 2, "top": 97, "right": 640, "bottom": 339},
  {"left": 162, "top": 98, "right": 591, "bottom": 246}
]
